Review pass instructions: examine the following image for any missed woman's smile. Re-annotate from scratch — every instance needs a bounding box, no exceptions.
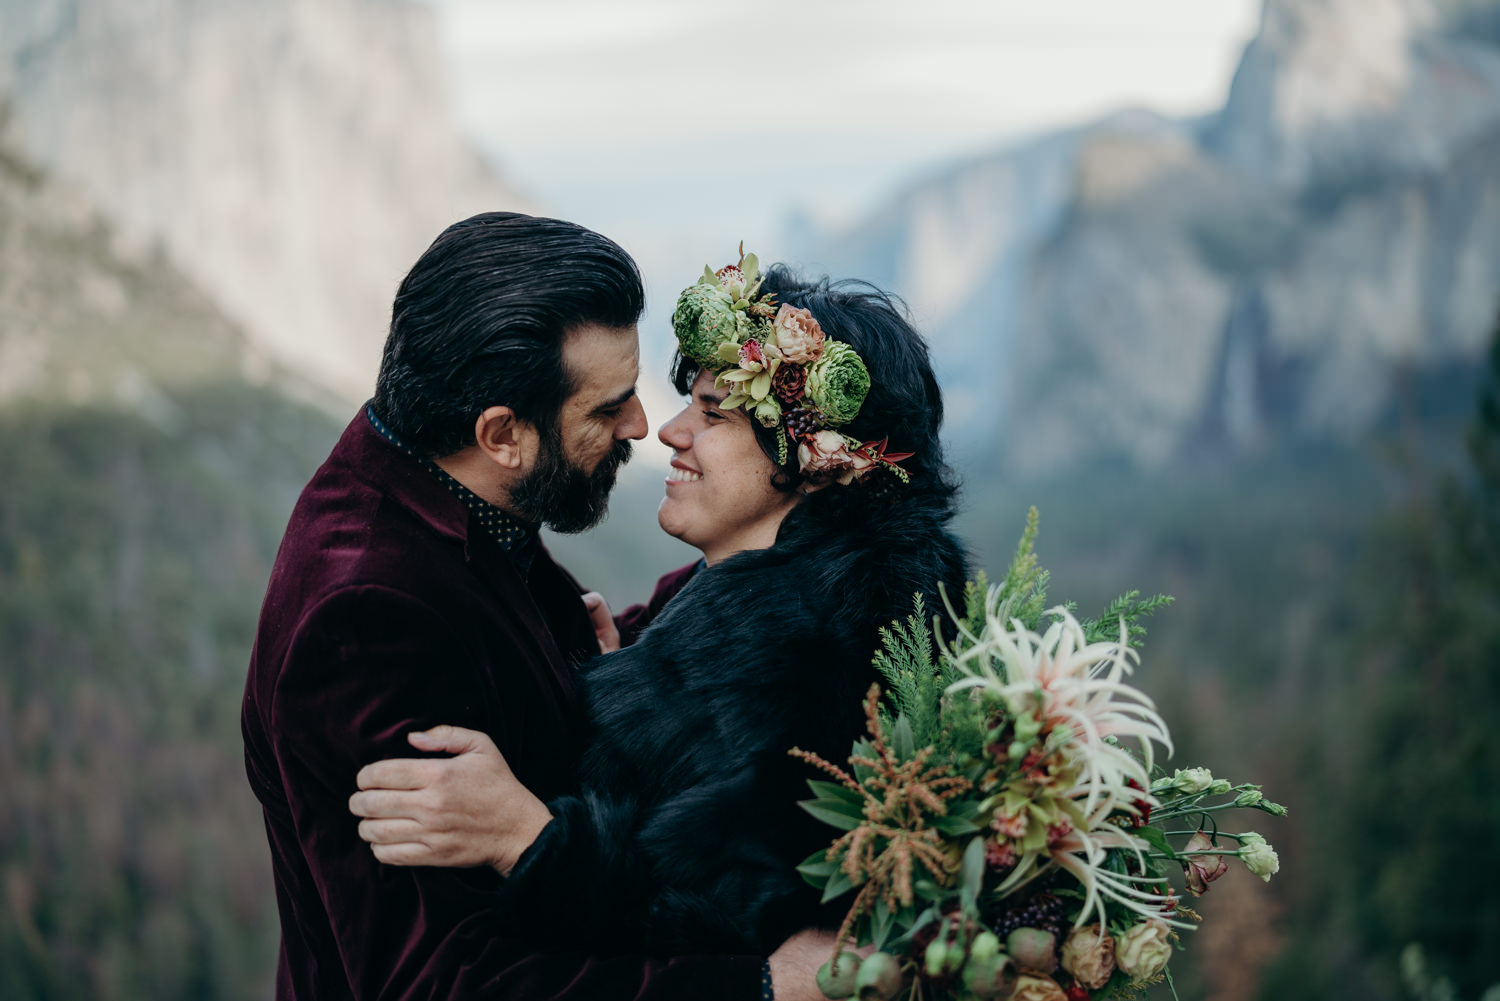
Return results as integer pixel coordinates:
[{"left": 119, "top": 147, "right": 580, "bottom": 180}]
[{"left": 655, "top": 371, "right": 800, "bottom": 564}]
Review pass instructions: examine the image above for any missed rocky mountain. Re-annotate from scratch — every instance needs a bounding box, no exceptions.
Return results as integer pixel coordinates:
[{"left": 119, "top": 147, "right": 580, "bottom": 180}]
[
  {"left": 801, "top": 0, "right": 1500, "bottom": 477},
  {"left": 0, "top": 0, "right": 530, "bottom": 401},
  {"left": 0, "top": 124, "right": 344, "bottom": 1000}
]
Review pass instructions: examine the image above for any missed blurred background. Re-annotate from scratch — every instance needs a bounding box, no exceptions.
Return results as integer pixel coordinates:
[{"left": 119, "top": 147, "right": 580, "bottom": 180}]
[{"left": 1, "top": 0, "right": 1497, "bottom": 998}]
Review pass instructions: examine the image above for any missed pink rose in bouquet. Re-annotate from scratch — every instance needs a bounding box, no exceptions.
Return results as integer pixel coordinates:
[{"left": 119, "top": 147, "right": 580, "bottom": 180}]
[
  {"left": 1060, "top": 925, "right": 1116, "bottom": 990},
  {"left": 1183, "top": 832, "right": 1230, "bottom": 896}
]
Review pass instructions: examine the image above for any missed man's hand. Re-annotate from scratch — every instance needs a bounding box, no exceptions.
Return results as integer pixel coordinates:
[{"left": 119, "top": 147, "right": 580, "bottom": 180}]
[
  {"left": 349, "top": 725, "right": 552, "bottom": 875},
  {"left": 769, "top": 928, "right": 843, "bottom": 1001},
  {"left": 581, "top": 592, "right": 620, "bottom": 653}
]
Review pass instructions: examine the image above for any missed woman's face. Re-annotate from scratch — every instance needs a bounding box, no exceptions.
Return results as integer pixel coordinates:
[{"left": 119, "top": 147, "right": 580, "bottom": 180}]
[{"left": 656, "top": 371, "right": 801, "bottom": 564}]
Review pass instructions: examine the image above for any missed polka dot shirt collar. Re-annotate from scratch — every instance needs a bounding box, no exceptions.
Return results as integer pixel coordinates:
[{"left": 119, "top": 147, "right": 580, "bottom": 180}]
[{"left": 366, "top": 406, "right": 538, "bottom": 571}]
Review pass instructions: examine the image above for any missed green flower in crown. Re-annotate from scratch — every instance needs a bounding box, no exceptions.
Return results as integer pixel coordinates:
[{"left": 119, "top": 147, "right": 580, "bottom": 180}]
[
  {"left": 671, "top": 246, "right": 913, "bottom": 486},
  {"left": 673, "top": 283, "right": 743, "bottom": 369},
  {"left": 805, "top": 341, "right": 869, "bottom": 427},
  {"left": 671, "top": 247, "right": 777, "bottom": 368}
]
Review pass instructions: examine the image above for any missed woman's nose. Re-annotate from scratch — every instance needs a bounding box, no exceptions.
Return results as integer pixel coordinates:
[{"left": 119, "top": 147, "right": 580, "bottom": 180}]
[{"left": 658, "top": 406, "right": 692, "bottom": 450}]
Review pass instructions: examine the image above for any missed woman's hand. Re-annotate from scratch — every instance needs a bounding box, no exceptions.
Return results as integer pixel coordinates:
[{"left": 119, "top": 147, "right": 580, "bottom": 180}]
[
  {"left": 581, "top": 591, "right": 620, "bottom": 653},
  {"left": 349, "top": 725, "right": 552, "bottom": 875}
]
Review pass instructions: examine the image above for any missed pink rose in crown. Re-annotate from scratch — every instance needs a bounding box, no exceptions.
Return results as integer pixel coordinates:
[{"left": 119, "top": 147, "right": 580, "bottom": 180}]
[
  {"left": 837, "top": 449, "right": 876, "bottom": 486},
  {"left": 774, "top": 303, "right": 825, "bottom": 364},
  {"left": 738, "top": 339, "right": 767, "bottom": 373},
  {"left": 797, "top": 430, "right": 856, "bottom": 479}
]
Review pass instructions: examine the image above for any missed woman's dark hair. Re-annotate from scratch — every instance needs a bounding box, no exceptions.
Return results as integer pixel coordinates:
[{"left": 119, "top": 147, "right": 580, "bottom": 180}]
[
  {"left": 374, "top": 212, "right": 644, "bottom": 457},
  {"left": 670, "top": 264, "right": 959, "bottom": 522}
]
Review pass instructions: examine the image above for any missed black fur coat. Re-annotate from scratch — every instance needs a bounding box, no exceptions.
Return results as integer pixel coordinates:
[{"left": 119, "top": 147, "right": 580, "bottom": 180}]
[{"left": 501, "top": 490, "right": 968, "bottom": 954}]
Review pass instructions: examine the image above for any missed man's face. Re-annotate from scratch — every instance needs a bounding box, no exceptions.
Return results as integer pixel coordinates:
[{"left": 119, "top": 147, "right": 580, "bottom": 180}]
[{"left": 509, "top": 324, "right": 648, "bottom": 533}]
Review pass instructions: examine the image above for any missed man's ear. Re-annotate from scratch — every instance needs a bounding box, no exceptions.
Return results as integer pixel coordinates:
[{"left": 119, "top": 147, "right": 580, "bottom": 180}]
[{"left": 472, "top": 406, "right": 533, "bottom": 470}]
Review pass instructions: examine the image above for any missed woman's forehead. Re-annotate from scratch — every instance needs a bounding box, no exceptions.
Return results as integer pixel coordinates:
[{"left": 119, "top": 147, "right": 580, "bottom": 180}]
[{"left": 691, "top": 370, "right": 723, "bottom": 401}]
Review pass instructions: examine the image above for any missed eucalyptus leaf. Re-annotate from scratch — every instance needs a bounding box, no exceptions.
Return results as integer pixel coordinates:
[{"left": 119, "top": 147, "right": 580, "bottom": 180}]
[
  {"left": 820, "top": 867, "right": 855, "bottom": 904},
  {"left": 851, "top": 740, "right": 875, "bottom": 784},
  {"left": 932, "top": 813, "right": 984, "bottom": 837},
  {"left": 1136, "top": 825, "right": 1177, "bottom": 859},
  {"left": 888, "top": 905, "right": 939, "bottom": 951},
  {"left": 959, "top": 836, "right": 985, "bottom": 910},
  {"left": 806, "top": 780, "right": 864, "bottom": 807},
  {"left": 871, "top": 900, "right": 894, "bottom": 950},
  {"left": 914, "top": 879, "right": 949, "bottom": 903},
  {"left": 799, "top": 800, "right": 863, "bottom": 831},
  {"left": 893, "top": 715, "right": 916, "bottom": 762},
  {"left": 797, "top": 854, "right": 842, "bottom": 882}
]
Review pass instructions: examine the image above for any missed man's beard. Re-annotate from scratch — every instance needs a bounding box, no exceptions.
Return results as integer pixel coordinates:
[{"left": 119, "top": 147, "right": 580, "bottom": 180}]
[{"left": 509, "top": 427, "right": 632, "bottom": 534}]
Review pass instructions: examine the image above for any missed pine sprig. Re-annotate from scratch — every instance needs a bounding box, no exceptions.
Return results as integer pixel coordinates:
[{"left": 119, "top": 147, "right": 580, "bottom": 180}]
[
  {"left": 1082, "top": 590, "right": 1175, "bottom": 648},
  {"left": 872, "top": 595, "right": 942, "bottom": 748},
  {"left": 996, "top": 505, "right": 1051, "bottom": 631}
]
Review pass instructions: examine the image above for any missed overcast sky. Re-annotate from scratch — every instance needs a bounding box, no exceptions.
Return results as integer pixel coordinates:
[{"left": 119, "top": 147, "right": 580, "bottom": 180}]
[
  {"left": 437, "top": 1, "right": 1259, "bottom": 233},
  {"left": 430, "top": 0, "right": 1262, "bottom": 488}
]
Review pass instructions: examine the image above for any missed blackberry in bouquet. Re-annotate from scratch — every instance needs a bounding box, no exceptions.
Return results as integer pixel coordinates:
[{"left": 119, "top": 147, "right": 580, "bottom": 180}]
[{"left": 792, "top": 510, "right": 1285, "bottom": 1001}]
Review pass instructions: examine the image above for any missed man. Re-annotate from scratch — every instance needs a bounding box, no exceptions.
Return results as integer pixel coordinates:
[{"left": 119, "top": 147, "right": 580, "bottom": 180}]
[{"left": 242, "top": 213, "right": 828, "bottom": 1000}]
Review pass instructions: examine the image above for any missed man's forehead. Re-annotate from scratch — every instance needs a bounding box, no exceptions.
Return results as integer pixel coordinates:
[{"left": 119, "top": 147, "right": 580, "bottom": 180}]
[{"left": 562, "top": 323, "right": 639, "bottom": 400}]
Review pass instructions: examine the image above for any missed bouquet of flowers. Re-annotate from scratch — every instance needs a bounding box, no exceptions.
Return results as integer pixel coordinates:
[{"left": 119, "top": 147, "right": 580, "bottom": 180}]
[{"left": 793, "top": 510, "right": 1284, "bottom": 1001}]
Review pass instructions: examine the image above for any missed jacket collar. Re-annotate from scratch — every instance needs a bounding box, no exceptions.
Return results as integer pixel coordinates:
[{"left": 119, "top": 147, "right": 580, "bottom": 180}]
[{"left": 329, "top": 407, "right": 473, "bottom": 547}]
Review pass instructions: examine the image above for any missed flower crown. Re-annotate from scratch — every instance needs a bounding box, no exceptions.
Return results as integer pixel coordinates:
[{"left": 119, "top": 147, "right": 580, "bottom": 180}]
[{"left": 670, "top": 247, "right": 914, "bottom": 486}]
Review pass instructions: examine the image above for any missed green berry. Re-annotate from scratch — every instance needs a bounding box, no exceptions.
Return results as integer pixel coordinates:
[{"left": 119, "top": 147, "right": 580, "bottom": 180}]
[{"left": 815, "top": 952, "right": 862, "bottom": 999}]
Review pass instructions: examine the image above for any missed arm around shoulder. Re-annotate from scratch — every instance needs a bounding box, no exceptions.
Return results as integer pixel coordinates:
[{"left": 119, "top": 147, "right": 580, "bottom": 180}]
[{"left": 270, "top": 585, "right": 765, "bottom": 1001}]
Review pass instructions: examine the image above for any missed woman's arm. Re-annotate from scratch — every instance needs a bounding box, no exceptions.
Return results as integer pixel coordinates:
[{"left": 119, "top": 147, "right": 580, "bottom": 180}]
[{"left": 349, "top": 725, "right": 552, "bottom": 874}]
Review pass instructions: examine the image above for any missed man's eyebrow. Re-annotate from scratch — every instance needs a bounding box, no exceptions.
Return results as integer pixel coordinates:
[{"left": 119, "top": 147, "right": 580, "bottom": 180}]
[
  {"left": 592, "top": 386, "right": 638, "bottom": 414},
  {"left": 695, "top": 389, "right": 727, "bottom": 406}
]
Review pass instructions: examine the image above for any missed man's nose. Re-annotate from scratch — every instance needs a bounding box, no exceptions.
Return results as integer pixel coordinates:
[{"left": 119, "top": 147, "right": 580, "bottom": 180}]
[{"left": 616, "top": 396, "right": 649, "bottom": 441}]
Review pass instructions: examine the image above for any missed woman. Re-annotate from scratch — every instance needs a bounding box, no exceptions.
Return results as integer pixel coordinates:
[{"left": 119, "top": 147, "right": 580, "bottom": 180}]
[{"left": 350, "top": 255, "right": 968, "bottom": 955}]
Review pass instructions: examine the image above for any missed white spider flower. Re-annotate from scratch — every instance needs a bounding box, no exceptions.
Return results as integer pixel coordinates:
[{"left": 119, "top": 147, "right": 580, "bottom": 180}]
[
  {"left": 991, "top": 797, "right": 1195, "bottom": 930},
  {"left": 944, "top": 597, "right": 1174, "bottom": 818},
  {"left": 942, "top": 593, "right": 1188, "bottom": 928}
]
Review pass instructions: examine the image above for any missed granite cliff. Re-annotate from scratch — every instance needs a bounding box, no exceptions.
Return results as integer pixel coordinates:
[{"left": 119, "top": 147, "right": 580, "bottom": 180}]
[
  {"left": 0, "top": 0, "right": 529, "bottom": 400},
  {"left": 801, "top": 0, "right": 1500, "bottom": 476}
]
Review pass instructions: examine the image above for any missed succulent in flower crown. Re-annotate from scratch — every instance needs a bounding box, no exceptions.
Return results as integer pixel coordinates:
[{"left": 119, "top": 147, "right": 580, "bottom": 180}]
[
  {"left": 672, "top": 282, "right": 745, "bottom": 369},
  {"left": 804, "top": 341, "right": 870, "bottom": 427},
  {"left": 672, "top": 246, "right": 914, "bottom": 486}
]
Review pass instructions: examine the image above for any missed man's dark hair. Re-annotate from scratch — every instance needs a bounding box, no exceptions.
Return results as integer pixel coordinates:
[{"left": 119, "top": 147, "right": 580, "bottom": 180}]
[{"left": 373, "top": 212, "right": 644, "bottom": 457}]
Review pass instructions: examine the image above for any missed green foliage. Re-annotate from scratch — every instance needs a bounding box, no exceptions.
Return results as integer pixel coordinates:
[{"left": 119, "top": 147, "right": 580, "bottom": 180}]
[
  {"left": 872, "top": 594, "right": 941, "bottom": 747},
  {"left": 1081, "top": 591, "right": 1175, "bottom": 647},
  {"left": 1254, "top": 314, "right": 1500, "bottom": 1001},
  {"left": 993, "top": 505, "right": 1050, "bottom": 631},
  {"left": 0, "top": 383, "right": 341, "bottom": 1001},
  {"left": 869, "top": 508, "right": 1177, "bottom": 775}
]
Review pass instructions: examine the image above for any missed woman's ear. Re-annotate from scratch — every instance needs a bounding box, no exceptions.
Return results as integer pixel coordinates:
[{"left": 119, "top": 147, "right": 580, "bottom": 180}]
[
  {"left": 798, "top": 478, "right": 833, "bottom": 497},
  {"left": 473, "top": 406, "right": 535, "bottom": 470}
]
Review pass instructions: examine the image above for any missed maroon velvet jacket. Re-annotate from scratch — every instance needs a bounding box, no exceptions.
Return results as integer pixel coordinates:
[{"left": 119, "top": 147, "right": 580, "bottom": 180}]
[{"left": 241, "top": 413, "right": 761, "bottom": 1001}]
